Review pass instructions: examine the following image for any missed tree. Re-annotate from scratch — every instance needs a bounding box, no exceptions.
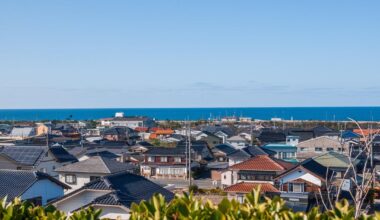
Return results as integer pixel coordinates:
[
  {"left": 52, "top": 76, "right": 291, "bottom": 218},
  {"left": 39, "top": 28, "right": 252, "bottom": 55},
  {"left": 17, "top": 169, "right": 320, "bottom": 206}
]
[{"left": 319, "top": 118, "right": 379, "bottom": 218}]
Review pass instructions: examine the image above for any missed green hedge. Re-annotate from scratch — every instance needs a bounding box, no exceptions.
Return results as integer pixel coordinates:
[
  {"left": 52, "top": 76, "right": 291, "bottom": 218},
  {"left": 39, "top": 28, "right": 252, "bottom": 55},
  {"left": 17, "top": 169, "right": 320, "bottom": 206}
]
[
  {"left": 130, "top": 187, "right": 379, "bottom": 220},
  {"left": 0, "top": 197, "right": 102, "bottom": 220}
]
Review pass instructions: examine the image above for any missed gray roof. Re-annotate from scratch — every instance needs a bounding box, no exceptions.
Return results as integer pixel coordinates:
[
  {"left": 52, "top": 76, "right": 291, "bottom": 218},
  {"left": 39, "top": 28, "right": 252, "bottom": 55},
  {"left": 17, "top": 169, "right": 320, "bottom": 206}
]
[
  {"left": 55, "top": 156, "right": 136, "bottom": 174},
  {"left": 0, "top": 169, "right": 69, "bottom": 201},
  {"left": 10, "top": 127, "right": 35, "bottom": 137},
  {"left": 52, "top": 171, "right": 174, "bottom": 209}
]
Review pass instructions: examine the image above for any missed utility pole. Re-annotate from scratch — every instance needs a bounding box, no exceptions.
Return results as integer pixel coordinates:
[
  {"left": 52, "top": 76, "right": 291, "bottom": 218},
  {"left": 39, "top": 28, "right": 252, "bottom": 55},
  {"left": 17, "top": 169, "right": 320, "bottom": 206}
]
[{"left": 187, "top": 121, "right": 192, "bottom": 187}]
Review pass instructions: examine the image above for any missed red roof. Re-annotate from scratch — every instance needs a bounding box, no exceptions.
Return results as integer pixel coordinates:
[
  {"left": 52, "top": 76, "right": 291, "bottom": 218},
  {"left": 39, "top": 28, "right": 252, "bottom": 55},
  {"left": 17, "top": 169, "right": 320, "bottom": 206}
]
[
  {"left": 224, "top": 182, "right": 279, "bottom": 193},
  {"left": 230, "top": 155, "right": 286, "bottom": 171},
  {"left": 135, "top": 127, "right": 148, "bottom": 132}
]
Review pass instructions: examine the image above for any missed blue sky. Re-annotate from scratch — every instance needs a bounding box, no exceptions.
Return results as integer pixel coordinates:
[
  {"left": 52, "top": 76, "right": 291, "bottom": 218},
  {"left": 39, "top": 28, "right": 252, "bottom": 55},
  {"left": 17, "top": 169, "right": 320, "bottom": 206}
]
[{"left": 0, "top": 1, "right": 379, "bottom": 108}]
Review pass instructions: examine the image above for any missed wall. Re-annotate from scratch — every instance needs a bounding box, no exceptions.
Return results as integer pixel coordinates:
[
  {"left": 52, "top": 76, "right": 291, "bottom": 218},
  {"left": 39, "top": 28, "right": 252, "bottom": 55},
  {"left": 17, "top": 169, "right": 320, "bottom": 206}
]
[{"left": 58, "top": 172, "right": 107, "bottom": 193}]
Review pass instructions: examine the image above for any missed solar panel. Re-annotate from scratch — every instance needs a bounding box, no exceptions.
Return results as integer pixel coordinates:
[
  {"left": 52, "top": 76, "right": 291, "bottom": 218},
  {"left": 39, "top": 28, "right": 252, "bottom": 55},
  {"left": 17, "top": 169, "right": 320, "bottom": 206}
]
[{"left": 1, "top": 147, "right": 44, "bottom": 165}]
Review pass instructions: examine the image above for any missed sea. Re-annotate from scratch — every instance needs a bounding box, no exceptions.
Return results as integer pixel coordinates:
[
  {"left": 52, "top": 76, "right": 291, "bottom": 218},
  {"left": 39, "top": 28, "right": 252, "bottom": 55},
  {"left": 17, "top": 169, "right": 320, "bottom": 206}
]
[{"left": 0, "top": 107, "right": 379, "bottom": 121}]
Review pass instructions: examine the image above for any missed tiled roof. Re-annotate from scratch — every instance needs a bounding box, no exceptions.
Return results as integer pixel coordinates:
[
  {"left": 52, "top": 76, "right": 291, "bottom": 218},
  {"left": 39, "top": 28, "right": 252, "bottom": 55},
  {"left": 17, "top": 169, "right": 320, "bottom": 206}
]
[
  {"left": 242, "top": 145, "right": 268, "bottom": 156},
  {"left": 313, "top": 151, "right": 352, "bottom": 169},
  {"left": 230, "top": 155, "right": 287, "bottom": 171},
  {"left": 85, "top": 150, "right": 119, "bottom": 160},
  {"left": 144, "top": 146, "right": 186, "bottom": 156},
  {"left": 224, "top": 182, "right": 279, "bottom": 193},
  {"left": 214, "top": 144, "right": 236, "bottom": 155},
  {"left": 49, "top": 145, "right": 78, "bottom": 163},
  {"left": 227, "top": 135, "right": 246, "bottom": 142},
  {"left": 55, "top": 156, "right": 136, "bottom": 174},
  {"left": 52, "top": 171, "right": 174, "bottom": 209}
]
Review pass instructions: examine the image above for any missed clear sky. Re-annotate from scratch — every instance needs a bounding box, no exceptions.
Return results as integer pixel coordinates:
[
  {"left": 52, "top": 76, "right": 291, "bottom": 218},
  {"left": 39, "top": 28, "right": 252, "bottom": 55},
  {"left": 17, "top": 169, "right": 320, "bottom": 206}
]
[{"left": 0, "top": 1, "right": 379, "bottom": 108}]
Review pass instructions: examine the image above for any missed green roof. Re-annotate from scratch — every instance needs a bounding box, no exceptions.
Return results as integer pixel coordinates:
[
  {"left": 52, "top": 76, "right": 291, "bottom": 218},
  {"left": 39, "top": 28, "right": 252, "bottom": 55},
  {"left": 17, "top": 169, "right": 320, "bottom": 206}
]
[{"left": 313, "top": 151, "right": 354, "bottom": 169}]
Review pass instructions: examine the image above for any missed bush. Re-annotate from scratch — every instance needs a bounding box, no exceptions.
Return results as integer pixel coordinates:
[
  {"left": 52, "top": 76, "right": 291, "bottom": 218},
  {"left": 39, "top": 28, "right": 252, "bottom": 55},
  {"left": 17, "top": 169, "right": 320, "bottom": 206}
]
[
  {"left": 0, "top": 197, "right": 104, "bottom": 220},
  {"left": 130, "top": 186, "right": 380, "bottom": 220}
]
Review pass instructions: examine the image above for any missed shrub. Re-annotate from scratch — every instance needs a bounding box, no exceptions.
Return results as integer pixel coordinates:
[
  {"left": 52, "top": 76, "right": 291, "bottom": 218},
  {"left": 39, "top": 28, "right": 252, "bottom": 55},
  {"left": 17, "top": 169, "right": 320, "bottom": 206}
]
[
  {"left": 0, "top": 197, "right": 104, "bottom": 220},
  {"left": 130, "top": 186, "right": 380, "bottom": 220}
]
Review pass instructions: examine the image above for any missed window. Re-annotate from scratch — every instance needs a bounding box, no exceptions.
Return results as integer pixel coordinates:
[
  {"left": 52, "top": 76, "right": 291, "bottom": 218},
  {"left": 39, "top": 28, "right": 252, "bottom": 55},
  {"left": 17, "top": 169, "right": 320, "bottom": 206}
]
[
  {"left": 40, "top": 168, "right": 47, "bottom": 173},
  {"left": 300, "top": 148, "right": 307, "bottom": 152},
  {"left": 65, "top": 174, "right": 77, "bottom": 184},
  {"left": 288, "top": 183, "right": 304, "bottom": 193},
  {"left": 326, "top": 148, "right": 334, "bottom": 152},
  {"left": 315, "top": 147, "right": 323, "bottom": 152},
  {"left": 224, "top": 175, "right": 226, "bottom": 180},
  {"left": 237, "top": 195, "right": 244, "bottom": 203},
  {"left": 174, "top": 157, "right": 181, "bottom": 163},
  {"left": 148, "top": 156, "right": 154, "bottom": 162},
  {"left": 90, "top": 176, "right": 100, "bottom": 181},
  {"left": 160, "top": 157, "right": 168, "bottom": 162}
]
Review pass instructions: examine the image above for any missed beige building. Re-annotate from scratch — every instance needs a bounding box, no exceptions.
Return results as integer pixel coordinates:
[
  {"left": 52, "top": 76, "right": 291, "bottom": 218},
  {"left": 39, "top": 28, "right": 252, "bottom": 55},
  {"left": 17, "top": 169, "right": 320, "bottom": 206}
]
[{"left": 296, "top": 136, "right": 347, "bottom": 161}]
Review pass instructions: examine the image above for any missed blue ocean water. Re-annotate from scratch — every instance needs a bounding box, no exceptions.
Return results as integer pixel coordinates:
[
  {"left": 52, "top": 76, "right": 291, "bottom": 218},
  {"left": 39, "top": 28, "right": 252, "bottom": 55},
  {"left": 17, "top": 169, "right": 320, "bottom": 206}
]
[{"left": 0, "top": 107, "right": 379, "bottom": 121}]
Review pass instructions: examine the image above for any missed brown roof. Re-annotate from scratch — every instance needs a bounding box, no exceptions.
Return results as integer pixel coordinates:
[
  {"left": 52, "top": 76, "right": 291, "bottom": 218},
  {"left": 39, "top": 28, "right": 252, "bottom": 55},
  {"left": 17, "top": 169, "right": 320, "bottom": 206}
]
[
  {"left": 230, "top": 155, "right": 287, "bottom": 171},
  {"left": 224, "top": 182, "right": 279, "bottom": 193}
]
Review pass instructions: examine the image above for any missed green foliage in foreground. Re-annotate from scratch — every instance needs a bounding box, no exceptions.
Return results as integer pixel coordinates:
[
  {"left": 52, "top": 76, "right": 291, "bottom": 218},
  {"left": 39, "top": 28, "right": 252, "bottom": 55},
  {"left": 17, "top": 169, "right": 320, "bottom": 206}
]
[
  {"left": 130, "top": 187, "right": 380, "bottom": 220},
  {"left": 0, "top": 197, "right": 103, "bottom": 220}
]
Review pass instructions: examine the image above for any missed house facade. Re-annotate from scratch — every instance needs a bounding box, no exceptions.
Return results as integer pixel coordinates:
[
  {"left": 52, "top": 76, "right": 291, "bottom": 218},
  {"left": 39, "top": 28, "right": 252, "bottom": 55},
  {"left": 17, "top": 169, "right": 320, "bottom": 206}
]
[{"left": 140, "top": 147, "right": 188, "bottom": 179}]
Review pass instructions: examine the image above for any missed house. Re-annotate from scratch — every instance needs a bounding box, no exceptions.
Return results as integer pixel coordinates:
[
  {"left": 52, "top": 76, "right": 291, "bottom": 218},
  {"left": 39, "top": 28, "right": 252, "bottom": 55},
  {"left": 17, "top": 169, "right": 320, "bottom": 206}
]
[
  {"left": 212, "top": 144, "right": 268, "bottom": 166},
  {"left": 195, "top": 131, "right": 223, "bottom": 148},
  {"left": 221, "top": 155, "right": 293, "bottom": 188},
  {"left": 257, "top": 131, "right": 286, "bottom": 144},
  {"left": 9, "top": 127, "right": 36, "bottom": 140},
  {"left": 296, "top": 136, "right": 347, "bottom": 161},
  {"left": 274, "top": 159, "right": 336, "bottom": 211},
  {"left": 239, "top": 117, "right": 252, "bottom": 123},
  {"left": 103, "top": 126, "right": 138, "bottom": 145},
  {"left": 129, "top": 142, "right": 152, "bottom": 153},
  {"left": 42, "top": 145, "right": 78, "bottom": 177},
  {"left": 0, "top": 169, "right": 69, "bottom": 205},
  {"left": 226, "top": 135, "right": 248, "bottom": 149},
  {"left": 0, "top": 145, "right": 77, "bottom": 177},
  {"left": 285, "top": 126, "right": 336, "bottom": 142},
  {"left": 224, "top": 182, "right": 279, "bottom": 203},
  {"left": 55, "top": 156, "right": 137, "bottom": 193},
  {"left": 50, "top": 171, "right": 174, "bottom": 219},
  {"left": 140, "top": 147, "right": 188, "bottom": 179},
  {"left": 35, "top": 123, "right": 51, "bottom": 136},
  {"left": 221, "top": 116, "right": 238, "bottom": 123},
  {"left": 312, "top": 151, "right": 356, "bottom": 177},
  {"left": 177, "top": 140, "right": 213, "bottom": 162},
  {"left": 212, "top": 144, "right": 237, "bottom": 162},
  {"left": 261, "top": 144, "right": 298, "bottom": 163},
  {"left": 100, "top": 113, "right": 155, "bottom": 129}
]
